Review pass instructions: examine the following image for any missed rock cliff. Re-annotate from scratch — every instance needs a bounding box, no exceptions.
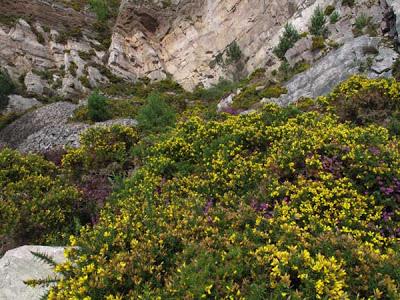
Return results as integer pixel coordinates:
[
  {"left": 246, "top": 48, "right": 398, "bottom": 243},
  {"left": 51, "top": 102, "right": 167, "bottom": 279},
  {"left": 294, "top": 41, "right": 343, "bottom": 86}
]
[{"left": 1, "top": 0, "right": 399, "bottom": 94}]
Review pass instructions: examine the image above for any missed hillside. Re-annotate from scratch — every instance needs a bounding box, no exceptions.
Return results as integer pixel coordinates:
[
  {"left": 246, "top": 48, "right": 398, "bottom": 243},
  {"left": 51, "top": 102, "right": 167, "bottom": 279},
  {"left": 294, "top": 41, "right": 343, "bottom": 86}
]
[{"left": 1, "top": 0, "right": 400, "bottom": 299}]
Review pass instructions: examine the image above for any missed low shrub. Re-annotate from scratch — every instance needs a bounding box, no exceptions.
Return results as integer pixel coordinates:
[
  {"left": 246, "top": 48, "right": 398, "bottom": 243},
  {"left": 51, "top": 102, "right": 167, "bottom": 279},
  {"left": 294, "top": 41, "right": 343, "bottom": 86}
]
[
  {"left": 309, "top": 6, "right": 328, "bottom": 37},
  {"left": 55, "top": 27, "right": 82, "bottom": 44},
  {"left": 137, "top": 92, "right": 176, "bottom": 133},
  {"left": 191, "top": 79, "right": 237, "bottom": 101},
  {"left": 231, "top": 85, "right": 259, "bottom": 109},
  {"left": 49, "top": 102, "right": 400, "bottom": 299},
  {"left": 62, "top": 125, "right": 139, "bottom": 179},
  {"left": 319, "top": 75, "right": 400, "bottom": 128},
  {"left": 275, "top": 60, "right": 311, "bottom": 82},
  {"left": 89, "top": 0, "right": 120, "bottom": 22},
  {"left": 273, "top": 23, "right": 301, "bottom": 60},
  {"left": 260, "top": 84, "right": 287, "bottom": 98},
  {"left": 0, "top": 148, "right": 82, "bottom": 254},
  {"left": 353, "top": 14, "right": 377, "bottom": 37},
  {"left": 330, "top": 11, "right": 340, "bottom": 24},
  {"left": 342, "top": 0, "right": 356, "bottom": 7},
  {"left": 324, "top": 5, "right": 335, "bottom": 16},
  {"left": 87, "top": 91, "right": 110, "bottom": 122},
  {"left": 311, "top": 36, "right": 326, "bottom": 50},
  {"left": 0, "top": 69, "right": 15, "bottom": 110}
]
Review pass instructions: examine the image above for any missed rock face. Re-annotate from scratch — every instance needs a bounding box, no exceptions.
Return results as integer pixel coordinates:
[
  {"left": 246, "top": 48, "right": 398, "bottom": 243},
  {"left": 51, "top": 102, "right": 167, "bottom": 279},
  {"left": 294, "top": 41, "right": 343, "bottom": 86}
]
[
  {"left": 387, "top": 0, "right": 400, "bottom": 41},
  {"left": 1, "top": 0, "right": 399, "bottom": 96},
  {"left": 5, "top": 95, "right": 41, "bottom": 115},
  {"left": 270, "top": 36, "right": 399, "bottom": 106},
  {"left": 1, "top": 0, "right": 340, "bottom": 93},
  {"left": 0, "top": 245, "right": 65, "bottom": 300},
  {"left": 0, "top": 15, "right": 107, "bottom": 100},
  {"left": 110, "top": 0, "right": 334, "bottom": 90}
]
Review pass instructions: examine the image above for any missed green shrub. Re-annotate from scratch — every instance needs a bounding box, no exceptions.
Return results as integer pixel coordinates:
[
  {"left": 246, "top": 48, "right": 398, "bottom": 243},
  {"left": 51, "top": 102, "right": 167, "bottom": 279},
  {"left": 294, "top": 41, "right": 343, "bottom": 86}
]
[
  {"left": 191, "top": 79, "right": 237, "bottom": 101},
  {"left": 89, "top": 0, "right": 109, "bottom": 22},
  {"left": 311, "top": 36, "right": 326, "bottom": 50},
  {"left": 259, "top": 84, "right": 287, "bottom": 98},
  {"left": 353, "top": 14, "right": 378, "bottom": 37},
  {"left": 62, "top": 125, "right": 139, "bottom": 178},
  {"left": 275, "top": 60, "right": 310, "bottom": 82},
  {"left": 48, "top": 100, "right": 400, "bottom": 299},
  {"left": 68, "top": 61, "right": 78, "bottom": 77},
  {"left": 309, "top": 6, "right": 329, "bottom": 37},
  {"left": 137, "top": 92, "right": 176, "bottom": 133},
  {"left": 354, "top": 14, "right": 371, "bottom": 31},
  {"left": 0, "top": 69, "right": 15, "bottom": 110},
  {"left": 231, "top": 84, "right": 287, "bottom": 110},
  {"left": 330, "top": 11, "right": 340, "bottom": 24},
  {"left": 319, "top": 75, "right": 400, "bottom": 127},
  {"left": 0, "top": 148, "right": 82, "bottom": 254},
  {"left": 78, "top": 50, "right": 96, "bottom": 61},
  {"left": 0, "top": 112, "right": 20, "bottom": 130},
  {"left": 226, "top": 41, "right": 242, "bottom": 64},
  {"left": 55, "top": 27, "right": 82, "bottom": 44},
  {"left": 231, "top": 85, "right": 259, "bottom": 109},
  {"left": 88, "top": 0, "right": 120, "bottom": 22},
  {"left": 273, "top": 23, "right": 301, "bottom": 60},
  {"left": 87, "top": 91, "right": 110, "bottom": 122},
  {"left": 79, "top": 76, "right": 91, "bottom": 89}
]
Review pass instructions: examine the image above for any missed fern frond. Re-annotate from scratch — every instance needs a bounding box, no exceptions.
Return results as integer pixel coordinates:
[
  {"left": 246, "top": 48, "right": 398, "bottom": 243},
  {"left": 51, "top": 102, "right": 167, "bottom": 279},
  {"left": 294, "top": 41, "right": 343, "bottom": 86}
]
[
  {"left": 30, "top": 251, "right": 58, "bottom": 267},
  {"left": 39, "top": 290, "right": 50, "bottom": 300},
  {"left": 24, "top": 276, "right": 58, "bottom": 287}
]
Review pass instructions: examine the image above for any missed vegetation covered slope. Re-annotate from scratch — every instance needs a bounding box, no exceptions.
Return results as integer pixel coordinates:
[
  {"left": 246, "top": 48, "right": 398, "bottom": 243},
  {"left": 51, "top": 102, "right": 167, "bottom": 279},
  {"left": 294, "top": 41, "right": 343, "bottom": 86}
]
[{"left": 1, "top": 75, "right": 400, "bottom": 299}]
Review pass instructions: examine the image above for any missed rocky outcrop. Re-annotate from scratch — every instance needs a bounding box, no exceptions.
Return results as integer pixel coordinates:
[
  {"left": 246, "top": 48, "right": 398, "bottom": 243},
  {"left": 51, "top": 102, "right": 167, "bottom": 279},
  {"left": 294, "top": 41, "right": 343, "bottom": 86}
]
[
  {"left": 269, "top": 36, "right": 399, "bottom": 106},
  {"left": 0, "top": 102, "right": 77, "bottom": 148},
  {"left": 0, "top": 101, "right": 137, "bottom": 153},
  {"left": 111, "top": 0, "right": 306, "bottom": 89},
  {"left": 5, "top": 95, "right": 41, "bottom": 115},
  {"left": 0, "top": 245, "right": 65, "bottom": 300},
  {"left": 109, "top": 0, "right": 400, "bottom": 90},
  {"left": 0, "top": 18, "right": 108, "bottom": 100},
  {"left": 1, "top": 0, "right": 399, "bottom": 96},
  {"left": 387, "top": 0, "right": 400, "bottom": 41}
]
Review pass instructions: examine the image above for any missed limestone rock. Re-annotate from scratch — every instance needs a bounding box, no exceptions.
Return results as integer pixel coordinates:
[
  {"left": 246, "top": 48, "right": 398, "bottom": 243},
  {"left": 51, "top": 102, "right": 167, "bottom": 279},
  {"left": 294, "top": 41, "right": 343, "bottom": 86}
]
[
  {"left": 217, "top": 94, "right": 235, "bottom": 113},
  {"left": 24, "top": 72, "right": 47, "bottom": 95},
  {"left": 270, "top": 36, "right": 399, "bottom": 106},
  {"left": 387, "top": 0, "right": 400, "bottom": 40},
  {"left": 285, "top": 37, "right": 314, "bottom": 67},
  {"left": 0, "top": 245, "right": 66, "bottom": 300},
  {"left": 371, "top": 47, "right": 399, "bottom": 74},
  {"left": 0, "top": 0, "right": 398, "bottom": 96},
  {"left": 4, "top": 95, "right": 41, "bottom": 115}
]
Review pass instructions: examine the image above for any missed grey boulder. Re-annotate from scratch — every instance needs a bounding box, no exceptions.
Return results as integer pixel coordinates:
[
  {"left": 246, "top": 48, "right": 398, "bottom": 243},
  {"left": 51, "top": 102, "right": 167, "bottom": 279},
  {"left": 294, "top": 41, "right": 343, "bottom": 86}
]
[
  {"left": 0, "top": 246, "right": 66, "bottom": 300},
  {"left": 4, "top": 95, "right": 42, "bottom": 115}
]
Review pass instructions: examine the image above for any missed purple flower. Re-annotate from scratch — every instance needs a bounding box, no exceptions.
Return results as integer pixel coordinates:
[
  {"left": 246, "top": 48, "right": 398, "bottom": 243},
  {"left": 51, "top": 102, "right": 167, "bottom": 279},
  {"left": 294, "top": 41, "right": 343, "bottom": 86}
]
[
  {"left": 380, "top": 186, "right": 394, "bottom": 196},
  {"left": 369, "top": 147, "right": 381, "bottom": 156},
  {"left": 204, "top": 198, "right": 215, "bottom": 215}
]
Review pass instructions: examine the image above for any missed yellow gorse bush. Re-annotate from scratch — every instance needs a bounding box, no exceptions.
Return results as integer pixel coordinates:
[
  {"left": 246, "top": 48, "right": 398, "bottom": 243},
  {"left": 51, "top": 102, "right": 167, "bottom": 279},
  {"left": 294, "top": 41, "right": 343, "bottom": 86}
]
[{"left": 48, "top": 89, "right": 400, "bottom": 299}]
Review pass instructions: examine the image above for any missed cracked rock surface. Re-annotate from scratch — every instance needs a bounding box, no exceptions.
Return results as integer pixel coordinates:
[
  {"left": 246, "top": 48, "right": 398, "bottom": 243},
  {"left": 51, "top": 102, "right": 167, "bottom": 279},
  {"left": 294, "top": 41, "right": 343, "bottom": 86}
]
[{"left": 0, "top": 246, "right": 66, "bottom": 300}]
